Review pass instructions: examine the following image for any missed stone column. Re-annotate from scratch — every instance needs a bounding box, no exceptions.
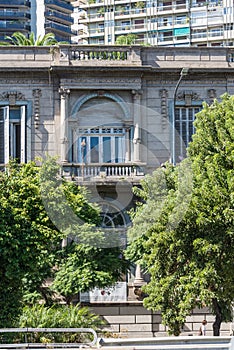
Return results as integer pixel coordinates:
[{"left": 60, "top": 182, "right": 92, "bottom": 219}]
[
  {"left": 132, "top": 90, "right": 142, "bottom": 162},
  {"left": 59, "top": 88, "right": 70, "bottom": 163}
]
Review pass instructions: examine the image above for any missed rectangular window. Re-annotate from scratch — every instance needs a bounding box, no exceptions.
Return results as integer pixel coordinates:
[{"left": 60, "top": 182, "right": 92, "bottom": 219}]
[
  {"left": 0, "top": 105, "right": 26, "bottom": 164},
  {"left": 174, "top": 107, "right": 200, "bottom": 162},
  {"left": 76, "top": 127, "right": 126, "bottom": 164}
]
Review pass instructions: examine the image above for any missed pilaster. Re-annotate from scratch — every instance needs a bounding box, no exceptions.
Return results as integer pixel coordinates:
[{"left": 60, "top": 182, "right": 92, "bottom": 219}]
[{"left": 59, "top": 87, "right": 70, "bottom": 163}]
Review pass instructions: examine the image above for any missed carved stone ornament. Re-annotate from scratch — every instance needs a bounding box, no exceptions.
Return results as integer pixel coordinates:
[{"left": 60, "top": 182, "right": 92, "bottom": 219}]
[
  {"left": 33, "top": 89, "right": 42, "bottom": 129},
  {"left": 177, "top": 90, "right": 200, "bottom": 104},
  {"left": 207, "top": 89, "right": 216, "bottom": 103},
  {"left": 159, "top": 89, "right": 168, "bottom": 129},
  {"left": 0, "top": 91, "right": 26, "bottom": 104},
  {"left": 59, "top": 87, "right": 70, "bottom": 97}
]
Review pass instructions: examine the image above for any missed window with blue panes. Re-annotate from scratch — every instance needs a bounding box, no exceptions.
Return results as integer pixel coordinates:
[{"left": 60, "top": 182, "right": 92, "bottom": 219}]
[
  {"left": 174, "top": 106, "right": 200, "bottom": 162},
  {"left": 76, "top": 127, "right": 127, "bottom": 163}
]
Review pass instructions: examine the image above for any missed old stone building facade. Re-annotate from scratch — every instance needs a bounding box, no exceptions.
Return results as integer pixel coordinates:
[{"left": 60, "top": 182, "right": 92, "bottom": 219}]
[{"left": 0, "top": 45, "right": 233, "bottom": 336}]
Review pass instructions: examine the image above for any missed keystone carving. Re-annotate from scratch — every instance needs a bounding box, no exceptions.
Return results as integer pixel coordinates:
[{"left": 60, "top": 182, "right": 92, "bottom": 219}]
[
  {"left": 177, "top": 90, "right": 199, "bottom": 105},
  {"left": 207, "top": 89, "right": 216, "bottom": 104}
]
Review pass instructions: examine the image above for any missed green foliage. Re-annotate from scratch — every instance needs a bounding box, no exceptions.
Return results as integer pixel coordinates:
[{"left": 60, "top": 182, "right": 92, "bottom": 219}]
[
  {"left": 115, "top": 34, "right": 137, "bottom": 45},
  {"left": 19, "top": 303, "right": 103, "bottom": 329},
  {"left": 0, "top": 160, "right": 61, "bottom": 326},
  {"left": 126, "top": 95, "right": 234, "bottom": 336},
  {"left": 8, "top": 304, "right": 104, "bottom": 344},
  {"left": 51, "top": 243, "right": 129, "bottom": 303},
  {"left": 0, "top": 32, "right": 67, "bottom": 46},
  {"left": 0, "top": 157, "right": 129, "bottom": 324}
]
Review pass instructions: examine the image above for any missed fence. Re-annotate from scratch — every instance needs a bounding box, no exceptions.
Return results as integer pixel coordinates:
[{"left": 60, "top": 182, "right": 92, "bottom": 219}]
[{"left": 0, "top": 328, "right": 98, "bottom": 349}]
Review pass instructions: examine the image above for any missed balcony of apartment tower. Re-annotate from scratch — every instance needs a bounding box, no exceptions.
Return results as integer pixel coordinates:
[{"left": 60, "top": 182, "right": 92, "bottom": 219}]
[
  {"left": 191, "top": 0, "right": 223, "bottom": 8},
  {"left": 45, "top": 0, "right": 74, "bottom": 12},
  {"left": 0, "top": 0, "right": 30, "bottom": 6},
  {"left": 45, "top": 20, "right": 74, "bottom": 41},
  {"left": 157, "top": 0, "right": 188, "bottom": 13}
]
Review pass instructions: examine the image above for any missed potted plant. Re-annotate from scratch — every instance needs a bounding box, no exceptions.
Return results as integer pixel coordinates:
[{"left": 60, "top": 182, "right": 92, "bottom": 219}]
[
  {"left": 97, "top": 7, "right": 105, "bottom": 17},
  {"left": 135, "top": 1, "right": 145, "bottom": 12}
]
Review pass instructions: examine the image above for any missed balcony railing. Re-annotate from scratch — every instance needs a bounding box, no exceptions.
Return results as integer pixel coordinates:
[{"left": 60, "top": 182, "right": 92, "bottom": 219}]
[
  {"left": 45, "top": 10, "right": 73, "bottom": 24},
  {"left": 0, "top": 0, "right": 30, "bottom": 6},
  {"left": 45, "top": 0, "right": 73, "bottom": 12},
  {"left": 0, "top": 11, "right": 30, "bottom": 20},
  {"left": 45, "top": 21, "right": 73, "bottom": 35},
  {"left": 0, "top": 22, "right": 30, "bottom": 31},
  {"left": 158, "top": 3, "right": 187, "bottom": 11},
  {"left": 62, "top": 163, "right": 145, "bottom": 180}
]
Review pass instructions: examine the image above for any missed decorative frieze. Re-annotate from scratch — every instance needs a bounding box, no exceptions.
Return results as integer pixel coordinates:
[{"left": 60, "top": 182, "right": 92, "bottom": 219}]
[
  {"left": 60, "top": 77, "right": 142, "bottom": 90},
  {"left": 159, "top": 89, "right": 168, "bottom": 129}
]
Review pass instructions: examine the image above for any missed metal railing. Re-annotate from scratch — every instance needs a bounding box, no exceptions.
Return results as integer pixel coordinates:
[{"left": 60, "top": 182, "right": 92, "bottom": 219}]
[
  {"left": 98, "top": 336, "right": 234, "bottom": 349},
  {"left": 0, "top": 328, "right": 98, "bottom": 349}
]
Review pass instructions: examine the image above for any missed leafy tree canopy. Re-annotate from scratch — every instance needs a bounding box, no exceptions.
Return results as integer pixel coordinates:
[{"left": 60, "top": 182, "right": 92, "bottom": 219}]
[
  {"left": 126, "top": 94, "right": 234, "bottom": 336},
  {"left": 115, "top": 34, "right": 137, "bottom": 45},
  {"left": 0, "top": 158, "right": 129, "bottom": 326}
]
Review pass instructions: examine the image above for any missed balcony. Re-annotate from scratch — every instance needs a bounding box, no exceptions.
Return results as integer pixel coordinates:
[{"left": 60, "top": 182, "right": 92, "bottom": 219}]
[
  {"left": 0, "top": 11, "right": 30, "bottom": 20},
  {"left": 45, "top": 21, "right": 73, "bottom": 36},
  {"left": 61, "top": 163, "right": 145, "bottom": 182},
  {"left": 45, "top": 10, "right": 73, "bottom": 25},
  {"left": 45, "top": 0, "right": 73, "bottom": 13},
  {"left": 0, "top": 22, "right": 30, "bottom": 31},
  {"left": 0, "top": 0, "right": 30, "bottom": 7}
]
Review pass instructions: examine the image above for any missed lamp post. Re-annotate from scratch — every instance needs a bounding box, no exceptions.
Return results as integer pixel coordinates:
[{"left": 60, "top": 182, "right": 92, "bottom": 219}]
[
  {"left": 81, "top": 139, "right": 86, "bottom": 179},
  {"left": 172, "top": 67, "right": 189, "bottom": 165}
]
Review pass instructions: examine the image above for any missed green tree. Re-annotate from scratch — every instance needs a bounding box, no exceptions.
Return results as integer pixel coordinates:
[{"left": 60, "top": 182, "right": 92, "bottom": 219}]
[
  {"left": 0, "top": 32, "right": 65, "bottom": 46},
  {"left": 126, "top": 162, "right": 195, "bottom": 336},
  {"left": 0, "top": 160, "right": 61, "bottom": 326},
  {"left": 188, "top": 94, "right": 234, "bottom": 335},
  {"left": 0, "top": 158, "right": 129, "bottom": 326},
  {"left": 51, "top": 242, "right": 129, "bottom": 304},
  {"left": 115, "top": 34, "right": 137, "bottom": 45},
  {"left": 126, "top": 94, "right": 234, "bottom": 336}
]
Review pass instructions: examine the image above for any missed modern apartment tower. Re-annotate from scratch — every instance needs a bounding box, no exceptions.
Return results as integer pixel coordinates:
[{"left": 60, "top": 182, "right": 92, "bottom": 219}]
[
  {"left": 74, "top": 0, "right": 234, "bottom": 46},
  {"left": 0, "top": 0, "right": 74, "bottom": 43},
  {"left": 31, "top": 0, "right": 74, "bottom": 42},
  {"left": 0, "top": 1, "right": 31, "bottom": 41}
]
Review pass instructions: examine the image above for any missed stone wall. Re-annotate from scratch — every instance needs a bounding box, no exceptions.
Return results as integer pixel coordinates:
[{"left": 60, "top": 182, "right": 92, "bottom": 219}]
[{"left": 88, "top": 303, "right": 232, "bottom": 338}]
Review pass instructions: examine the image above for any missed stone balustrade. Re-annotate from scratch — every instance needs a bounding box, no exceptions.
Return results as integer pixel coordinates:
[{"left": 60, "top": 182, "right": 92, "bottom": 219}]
[
  {"left": 62, "top": 163, "right": 145, "bottom": 181},
  {"left": 57, "top": 45, "right": 142, "bottom": 66}
]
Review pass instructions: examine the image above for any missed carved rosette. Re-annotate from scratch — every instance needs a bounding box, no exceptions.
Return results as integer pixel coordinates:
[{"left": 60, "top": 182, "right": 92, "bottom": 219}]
[
  {"left": 159, "top": 89, "right": 168, "bottom": 129},
  {"left": 33, "top": 89, "right": 42, "bottom": 129}
]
